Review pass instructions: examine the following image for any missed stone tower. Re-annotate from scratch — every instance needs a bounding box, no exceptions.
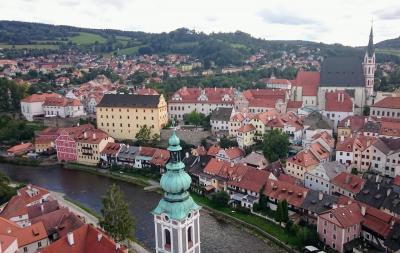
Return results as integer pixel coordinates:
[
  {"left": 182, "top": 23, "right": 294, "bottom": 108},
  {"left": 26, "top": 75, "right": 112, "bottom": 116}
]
[
  {"left": 152, "top": 129, "right": 201, "bottom": 253},
  {"left": 363, "top": 26, "right": 375, "bottom": 97}
]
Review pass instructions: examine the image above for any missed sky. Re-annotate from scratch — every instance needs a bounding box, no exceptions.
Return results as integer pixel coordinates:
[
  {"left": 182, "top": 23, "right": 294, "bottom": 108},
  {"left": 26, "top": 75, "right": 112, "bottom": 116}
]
[{"left": 1, "top": 0, "right": 400, "bottom": 46}]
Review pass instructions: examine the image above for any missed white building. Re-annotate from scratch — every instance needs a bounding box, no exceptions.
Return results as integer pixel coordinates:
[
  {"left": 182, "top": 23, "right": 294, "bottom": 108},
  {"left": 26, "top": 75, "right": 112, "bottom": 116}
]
[
  {"left": 20, "top": 93, "right": 60, "bottom": 121},
  {"left": 304, "top": 161, "right": 347, "bottom": 194},
  {"left": 322, "top": 91, "right": 354, "bottom": 131},
  {"left": 210, "top": 107, "right": 233, "bottom": 136},
  {"left": 43, "top": 97, "right": 86, "bottom": 118},
  {"left": 371, "top": 137, "right": 400, "bottom": 178}
]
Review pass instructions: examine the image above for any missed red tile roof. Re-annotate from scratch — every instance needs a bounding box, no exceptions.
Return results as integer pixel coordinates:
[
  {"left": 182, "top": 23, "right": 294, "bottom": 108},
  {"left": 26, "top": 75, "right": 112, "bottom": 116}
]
[
  {"left": 7, "top": 142, "right": 33, "bottom": 155},
  {"left": 75, "top": 129, "right": 110, "bottom": 144},
  {"left": 380, "top": 121, "right": 400, "bottom": 137},
  {"left": 329, "top": 203, "right": 363, "bottom": 228},
  {"left": 394, "top": 176, "right": 400, "bottom": 186},
  {"left": 39, "top": 224, "right": 127, "bottom": 253},
  {"left": 237, "top": 124, "right": 255, "bottom": 133},
  {"left": 264, "top": 179, "right": 308, "bottom": 208},
  {"left": 331, "top": 172, "right": 365, "bottom": 195},
  {"left": 325, "top": 91, "right": 353, "bottom": 112},
  {"left": 293, "top": 71, "right": 320, "bottom": 96},
  {"left": 134, "top": 88, "right": 159, "bottom": 95},
  {"left": 228, "top": 168, "right": 269, "bottom": 193},
  {"left": 151, "top": 149, "right": 170, "bottom": 167},
  {"left": 207, "top": 145, "right": 220, "bottom": 157},
  {"left": 100, "top": 142, "right": 121, "bottom": 156},
  {"left": 287, "top": 100, "right": 303, "bottom": 109},
  {"left": 373, "top": 97, "right": 400, "bottom": 109},
  {"left": 0, "top": 234, "right": 17, "bottom": 252},
  {"left": 0, "top": 217, "right": 48, "bottom": 247},
  {"left": 287, "top": 149, "right": 320, "bottom": 167},
  {"left": 21, "top": 93, "right": 60, "bottom": 103},
  {"left": 242, "top": 89, "right": 286, "bottom": 108},
  {"left": 169, "top": 87, "right": 234, "bottom": 104},
  {"left": 204, "top": 158, "right": 248, "bottom": 180}
]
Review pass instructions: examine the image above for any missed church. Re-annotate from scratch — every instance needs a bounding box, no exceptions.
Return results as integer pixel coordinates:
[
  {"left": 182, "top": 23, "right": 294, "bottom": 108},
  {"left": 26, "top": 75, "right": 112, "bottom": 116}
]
[
  {"left": 152, "top": 130, "right": 201, "bottom": 253},
  {"left": 317, "top": 27, "right": 375, "bottom": 114}
]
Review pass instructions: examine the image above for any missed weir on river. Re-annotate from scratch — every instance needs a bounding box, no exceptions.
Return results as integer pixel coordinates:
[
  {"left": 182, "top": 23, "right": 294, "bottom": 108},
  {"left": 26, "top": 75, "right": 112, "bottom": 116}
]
[{"left": 0, "top": 163, "right": 278, "bottom": 253}]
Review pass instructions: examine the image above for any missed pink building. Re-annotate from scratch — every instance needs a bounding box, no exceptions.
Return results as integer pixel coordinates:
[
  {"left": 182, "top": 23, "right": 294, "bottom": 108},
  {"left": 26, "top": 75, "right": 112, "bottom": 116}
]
[
  {"left": 55, "top": 124, "right": 94, "bottom": 162},
  {"left": 317, "top": 203, "right": 363, "bottom": 253}
]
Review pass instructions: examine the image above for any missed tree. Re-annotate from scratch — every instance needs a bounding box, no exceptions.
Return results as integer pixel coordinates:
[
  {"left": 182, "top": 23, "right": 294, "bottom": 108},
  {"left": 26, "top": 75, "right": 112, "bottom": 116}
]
[
  {"left": 262, "top": 129, "right": 290, "bottom": 162},
  {"left": 184, "top": 110, "right": 206, "bottom": 128},
  {"left": 210, "top": 191, "right": 230, "bottom": 207},
  {"left": 135, "top": 125, "right": 152, "bottom": 146},
  {"left": 100, "top": 184, "right": 134, "bottom": 242},
  {"left": 275, "top": 200, "right": 289, "bottom": 224},
  {"left": 0, "top": 172, "right": 16, "bottom": 205},
  {"left": 219, "top": 137, "right": 238, "bottom": 148},
  {"left": 363, "top": 106, "right": 370, "bottom": 116}
]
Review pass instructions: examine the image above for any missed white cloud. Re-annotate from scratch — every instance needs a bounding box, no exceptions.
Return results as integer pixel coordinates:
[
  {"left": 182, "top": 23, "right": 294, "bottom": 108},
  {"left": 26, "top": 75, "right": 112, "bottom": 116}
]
[{"left": 1, "top": 0, "right": 399, "bottom": 46}]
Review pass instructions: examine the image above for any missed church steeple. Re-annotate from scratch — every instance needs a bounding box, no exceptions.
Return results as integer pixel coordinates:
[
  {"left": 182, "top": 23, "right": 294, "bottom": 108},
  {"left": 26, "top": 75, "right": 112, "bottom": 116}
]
[
  {"left": 367, "top": 26, "right": 374, "bottom": 57},
  {"left": 152, "top": 129, "right": 201, "bottom": 253}
]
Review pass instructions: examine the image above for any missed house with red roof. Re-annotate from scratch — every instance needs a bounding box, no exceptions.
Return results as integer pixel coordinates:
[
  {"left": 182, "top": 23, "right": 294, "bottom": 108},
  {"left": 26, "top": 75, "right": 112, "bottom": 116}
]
[
  {"left": 76, "top": 129, "right": 114, "bottom": 166},
  {"left": 215, "top": 147, "right": 245, "bottom": 163},
  {"left": 371, "top": 97, "right": 400, "bottom": 119},
  {"left": 43, "top": 96, "right": 86, "bottom": 118},
  {"left": 168, "top": 87, "right": 235, "bottom": 120},
  {"left": 239, "top": 89, "right": 288, "bottom": 114},
  {"left": 0, "top": 234, "right": 18, "bottom": 253},
  {"left": 292, "top": 70, "right": 320, "bottom": 107},
  {"left": 0, "top": 184, "right": 50, "bottom": 227},
  {"left": 227, "top": 167, "right": 270, "bottom": 209},
  {"left": 0, "top": 217, "right": 49, "bottom": 253},
  {"left": 39, "top": 224, "right": 127, "bottom": 253},
  {"left": 322, "top": 91, "right": 354, "bottom": 131},
  {"left": 261, "top": 77, "right": 292, "bottom": 90},
  {"left": 55, "top": 124, "right": 95, "bottom": 162},
  {"left": 100, "top": 142, "right": 121, "bottom": 167},
  {"left": 236, "top": 124, "right": 256, "bottom": 148},
  {"left": 330, "top": 172, "right": 365, "bottom": 198},
  {"left": 20, "top": 92, "right": 60, "bottom": 121},
  {"left": 7, "top": 142, "right": 33, "bottom": 156}
]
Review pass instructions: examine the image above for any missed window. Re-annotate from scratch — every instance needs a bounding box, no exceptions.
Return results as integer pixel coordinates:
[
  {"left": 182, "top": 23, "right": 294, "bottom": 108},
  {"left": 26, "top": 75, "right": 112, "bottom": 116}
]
[
  {"left": 164, "top": 229, "right": 171, "bottom": 250},
  {"left": 188, "top": 226, "right": 193, "bottom": 248},
  {"left": 38, "top": 241, "right": 42, "bottom": 247}
]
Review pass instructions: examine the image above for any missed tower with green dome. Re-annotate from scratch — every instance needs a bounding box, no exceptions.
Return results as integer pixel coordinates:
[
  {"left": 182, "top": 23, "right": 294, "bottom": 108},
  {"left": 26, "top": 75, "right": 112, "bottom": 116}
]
[{"left": 152, "top": 129, "right": 201, "bottom": 253}]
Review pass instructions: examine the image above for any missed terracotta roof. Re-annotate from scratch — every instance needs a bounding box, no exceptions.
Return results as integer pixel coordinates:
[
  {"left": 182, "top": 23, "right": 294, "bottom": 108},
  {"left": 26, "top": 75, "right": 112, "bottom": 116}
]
[
  {"left": 262, "top": 78, "right": 291, "bottom": 85},
  {"left": 75, "top": 129, "right": 110, "bottom": 144},
  {"left": 35, "top": 135, "right": 56, "bottom": 145},
  {"left": 1, "top": 184, "right": 49, "bottom": 219},
  {"left": 331, "top": 172, "right": 365, "bottom": 195},
  {"left": 21, "top": 93, "right": 60, "bottom": 103},
  {"left": 138, "top": 146, "right": 157, "bottom": 157},
  {"left": 336, "top": 137, "right": 355, "bottom": 152},
  {"left": 328, "top": 203, "right": 363, "bottom": 228},
  {"left": 325, "top": 91, "right": 353, "bottom": 112},
  {"left": 380, "top": 121, "right": 400, "bottom": 137},
  {"left": 242, "top": 89, "right": 286, "bottom": 108},
  {"left": 207, "top": 145, "right": 220, "bottom": 157},
  {"left": 373, "top": 97, "right": 400, "bottom": 109},
  {"left": 223, "top": 147, "right": 245, "bottom": 160},
  {"left": 169, "top": 87, "right": 234, "bottom": 104},
  {"left": 134, "top": 88, "right": 159, "bottom": 95},
  {"left": 394, "top": 176, "right": 400, "bottom": 186},
  {"left": 100, "top": 142, "right": 121, "bottom": 156},
  {"left": 337, "top": 115, "right": 367, "bottom": 132},
  {"left": 237, "top": 124, "right": 255, "bottom": 133},
  {"left": 287, "top": 149, "right": 320, "bottom": 167},
  {"left": 293, "top": 71, "right": 320, "bottom": 96},
  {"left": 0, "top": 234, "right": 17, "bottom": 252},
  {"left": 0, "top": 217, "right": 48, "bottom": 247},
  {"left": 264, "top": 179, "right": 308, "bottom": 208},
  {"left": 287, "top": 100, "right": 303, "bottom": 109},
  {"left": 39, "top": 224, "right": 126, "bottom": 253},
  {"left": 204, "top": 158, "right": 248, "bottom": 180},
  {"left": 7, "top": 142, "right": 33, "bottom": 154},
  {"left": 228, "top": 168, "right": 269, "bottom": 193},
  {"left": 151, "top": 149, "right": 170, "bottom": 167}
]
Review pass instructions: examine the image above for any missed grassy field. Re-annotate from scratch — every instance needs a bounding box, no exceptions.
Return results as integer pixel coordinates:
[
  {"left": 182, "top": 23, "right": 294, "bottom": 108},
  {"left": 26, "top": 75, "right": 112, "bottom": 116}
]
[
  {"left": 376, "top": 48, "right": 400, "bottom": 57},
  {"left": 69, "top": 32, "right": 107, "bottom": 45},
  {"left": 0, "top": 44, "right": 59, "bottom": 49}
]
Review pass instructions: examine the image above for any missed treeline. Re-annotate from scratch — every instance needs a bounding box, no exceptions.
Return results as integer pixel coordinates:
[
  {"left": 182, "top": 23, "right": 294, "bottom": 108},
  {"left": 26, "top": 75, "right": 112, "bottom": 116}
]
[{"left": 0, "top": 78, "right": 28, "bottom": 112}]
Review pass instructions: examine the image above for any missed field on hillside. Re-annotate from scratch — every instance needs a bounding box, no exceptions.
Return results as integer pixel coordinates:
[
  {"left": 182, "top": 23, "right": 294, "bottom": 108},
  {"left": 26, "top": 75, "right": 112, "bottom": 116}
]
[
  {"left": 377, "top": 48, "right": 400, "bottom": 57},
  {"left": 68, "top": 32, "right": 107, "bottom": 45}
]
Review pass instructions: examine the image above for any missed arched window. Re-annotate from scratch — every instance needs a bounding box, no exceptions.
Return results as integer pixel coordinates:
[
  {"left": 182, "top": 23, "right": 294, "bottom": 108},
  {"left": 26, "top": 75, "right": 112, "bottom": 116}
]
[
  {"left": 188, "top": 226, "right": 193, "bottom": 248},
  {"left": 164, "top": 229, "right": 171, "bottom": 250}
]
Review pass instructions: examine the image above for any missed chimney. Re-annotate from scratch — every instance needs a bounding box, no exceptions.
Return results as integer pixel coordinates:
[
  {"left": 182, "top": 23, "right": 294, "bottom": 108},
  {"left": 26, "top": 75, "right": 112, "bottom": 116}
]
[
  {"left": 0, "top": 240, "right": 2, "bottom": 253},
  {"left": 40, "top": 204, "right": 44, "bottom": 213},
  {"left": 332, "top": 203, "right": 338, "bottom": 209},
  {"left": 77, "top": 122, "right": 80, "bottom": 126},
  {"left": 361, "top": 205, "right": 366, "bottom": 216},
  {"left": 377, "top": 183, "right": 380, "bottom": 190},
  {"left": 318, "top": 191, "right": 323, "bottom": 201},
  {"left": 97, "top": 233, "right": 103, "bottom": 242},
  {"left": 364, "top": 117, "right": 368, "bottom": 123},
  {"left": 340, "top": 135, "right": 344, "bottom": 142},
  {"left": 341, "top": 93, "right": 345, "bottom": 102},
  {"left": 185, "top": 152, "right": 189, "bottom": 158},
  {"left": 345, "top": 175, "right": 351, "bottom": 184},
  {"left": 116, "top": 243, "right": 121, "bottom": 250},
  {"left": 83, "top": 132, "right": 87, "bottom": 139},
  {"left": 337, "top": 93, "right": 340, "bottom": 102},
  {"left": 67, "top": 232, "right": 74, "bottom": 246},
  {"left": 347, "top": 119, "right": 350, "bottom": 127},
  {"left": 387, "top": 188, "right": 392, "bottom": 197},
  {"left": 375, "top": 174, "right": 380, "bottom": 183},
  {"left": 93, "top": 132, "right": 96, "bottom": 139},
  {"left": 230, "top": 162, "right": 234, "bottom": 167}
]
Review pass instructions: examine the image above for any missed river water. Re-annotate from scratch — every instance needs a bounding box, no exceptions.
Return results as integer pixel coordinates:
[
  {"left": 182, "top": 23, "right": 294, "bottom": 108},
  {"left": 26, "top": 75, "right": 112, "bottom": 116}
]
[{"left": 0, "top": 163, "right": 279, "bottom": 253}]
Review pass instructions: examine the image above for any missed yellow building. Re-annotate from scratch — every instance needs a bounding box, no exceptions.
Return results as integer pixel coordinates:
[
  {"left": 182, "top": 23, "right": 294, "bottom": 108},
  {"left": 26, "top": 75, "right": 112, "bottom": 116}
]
[
  {"left": 76, "top": 129, "right": 114, "bottom": 166},
  {"left": 96, "top": 94, "right": 168, "bottom": 140},
  {"left": 237, "top": 124, "right": 256, "bottom": 149}
]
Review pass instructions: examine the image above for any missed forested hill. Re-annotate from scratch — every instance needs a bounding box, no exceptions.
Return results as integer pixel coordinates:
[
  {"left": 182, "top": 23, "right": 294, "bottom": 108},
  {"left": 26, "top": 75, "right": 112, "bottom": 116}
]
[{"left": 1, "top": 20, "right": 398, "bottom": 65}]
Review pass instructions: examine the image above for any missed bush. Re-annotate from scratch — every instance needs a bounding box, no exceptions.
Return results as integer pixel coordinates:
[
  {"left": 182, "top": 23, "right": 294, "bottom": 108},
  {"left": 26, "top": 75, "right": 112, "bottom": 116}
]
[{"left": 210, "top": 191, "right": 230, "bottom": 207}]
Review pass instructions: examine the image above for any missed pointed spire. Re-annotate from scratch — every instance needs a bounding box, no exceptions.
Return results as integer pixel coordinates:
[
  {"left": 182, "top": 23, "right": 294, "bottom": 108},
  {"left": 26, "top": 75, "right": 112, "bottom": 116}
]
[{"left": 367, "top": 25, "right": 374, "bottom": 57}]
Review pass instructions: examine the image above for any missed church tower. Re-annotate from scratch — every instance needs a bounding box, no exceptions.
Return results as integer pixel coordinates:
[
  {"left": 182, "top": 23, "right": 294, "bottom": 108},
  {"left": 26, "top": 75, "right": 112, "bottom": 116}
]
[
  {"left": 152, "top": 129, "right": 201, "bottom": 253},
  {"left": 363, "top": 26, "right": 375, "bottom": 97}
]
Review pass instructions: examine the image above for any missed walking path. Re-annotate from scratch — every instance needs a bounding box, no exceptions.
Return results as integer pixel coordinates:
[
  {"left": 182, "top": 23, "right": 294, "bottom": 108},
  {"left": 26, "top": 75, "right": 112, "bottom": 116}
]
[{"left": 143, "top": 179, "right": 160, "bottom": 191}]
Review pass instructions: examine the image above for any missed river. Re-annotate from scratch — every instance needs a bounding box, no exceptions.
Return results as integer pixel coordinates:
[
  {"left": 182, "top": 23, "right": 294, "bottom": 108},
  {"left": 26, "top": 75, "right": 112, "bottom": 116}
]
[{"left": 0, "top": 163, "right": 279, "bottom": 253}]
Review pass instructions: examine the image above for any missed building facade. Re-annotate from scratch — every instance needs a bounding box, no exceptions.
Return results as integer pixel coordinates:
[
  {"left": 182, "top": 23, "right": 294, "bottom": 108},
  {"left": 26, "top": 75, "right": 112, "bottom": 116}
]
[{"left": 96, "top": 94, "right": 168, "bottom": 140}]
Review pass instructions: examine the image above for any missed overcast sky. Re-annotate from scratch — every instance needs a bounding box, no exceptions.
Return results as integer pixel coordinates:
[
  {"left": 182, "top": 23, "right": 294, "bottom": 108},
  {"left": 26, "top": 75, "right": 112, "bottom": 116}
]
[{"left": 1, "top": 0, "right": 400, "bottom": 46}]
